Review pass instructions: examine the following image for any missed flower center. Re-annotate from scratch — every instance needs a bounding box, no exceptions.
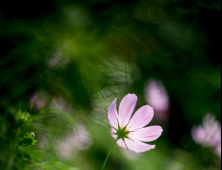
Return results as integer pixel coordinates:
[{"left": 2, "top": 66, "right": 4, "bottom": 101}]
[{"left": 116, "top": 126, "right": 129, "bottom": 139}]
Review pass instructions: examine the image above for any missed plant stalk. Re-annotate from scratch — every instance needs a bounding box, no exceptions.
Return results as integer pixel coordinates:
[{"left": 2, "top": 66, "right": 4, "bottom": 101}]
[{"left": 101, "top": 138, "right": 118, "bottom": 170}]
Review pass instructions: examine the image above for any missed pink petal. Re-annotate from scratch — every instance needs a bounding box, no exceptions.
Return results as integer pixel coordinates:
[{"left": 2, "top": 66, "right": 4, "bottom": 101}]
[
  {"left": 128, "top": 126, "right": 163, "bottom": 142},
  {"left": 127, "top": 105, "right": 154, "bottom": 131},
  {"left": 111, "top": 128, "right": 117, "bottom": 140},
  {"left": 116, "top": 139, "right": 127, "bottom": 149},
  {"left": 118, "top": 94, "right": 138, "bottom": 128},
  {"left": 108, "top": 98, "right": 119, "bottom": 129},
  {"left": 125, "top": 138, "right": 155, "bottom": 153}
]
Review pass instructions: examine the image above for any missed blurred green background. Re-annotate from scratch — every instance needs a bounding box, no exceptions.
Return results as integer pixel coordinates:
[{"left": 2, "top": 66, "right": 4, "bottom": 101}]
[{"left": 0, "top": 0, "right": 221, "bottom": 170}]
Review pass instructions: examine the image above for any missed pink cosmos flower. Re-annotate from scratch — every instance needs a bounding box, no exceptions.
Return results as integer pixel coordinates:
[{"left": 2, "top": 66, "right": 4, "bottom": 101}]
[
  {"left": 145, "top": 79, "right": 169, "bottom": 113},
  {"left": 192, "top": 114, "right": 221, "bottom": 157},
  {"left": 192, "top": 114, "right": 221, "bottom": 148},
  {"left": 145, "top": 79, "right": 170, "bottom": 122},
  {"left": 108, "top": 93, "right": 163, "bottom": 153}
]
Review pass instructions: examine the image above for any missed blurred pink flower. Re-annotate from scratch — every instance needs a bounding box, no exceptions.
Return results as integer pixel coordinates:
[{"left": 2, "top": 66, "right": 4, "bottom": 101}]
[
  {"left": 108, "top": 93, "right": 163, "bottom": 153},
  {"left": 215, "top": 144, "right": 221, "bottom": 157},
  {"left": 51, "top": 97, "right": 73, "bottom": 112},
  {"left": 47, "top": 51, "right": 69, "bottom": 69},
  {"left": 192, "top": 114, "right": 221, "bottom": 157},
  {"left": 56, "top": 124, "right": 92, "bottom": 159},
  {"left": 30, "top": 93, "right": 42, "bottom": 111},
  {"left": 145, "top": 79, "right": 169, "bottom": 121}
]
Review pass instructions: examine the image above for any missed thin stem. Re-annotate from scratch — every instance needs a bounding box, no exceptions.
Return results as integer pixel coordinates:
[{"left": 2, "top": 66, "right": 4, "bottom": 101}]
[{"left": 101, "top": 138, "right": 118, "bottom": 170}]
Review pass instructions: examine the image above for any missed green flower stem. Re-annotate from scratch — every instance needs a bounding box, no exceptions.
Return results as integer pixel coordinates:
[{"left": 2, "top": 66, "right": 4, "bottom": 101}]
[{"left": 101, "top": 138, "right": 118, "bottom": 170}]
